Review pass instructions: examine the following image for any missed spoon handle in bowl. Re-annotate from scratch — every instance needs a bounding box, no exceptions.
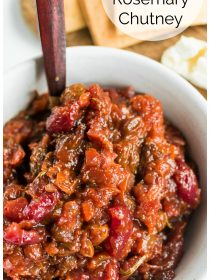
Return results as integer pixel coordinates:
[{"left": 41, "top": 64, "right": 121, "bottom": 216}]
[{"left": 36, "top": 0, "right": 66, "bottom": 97}]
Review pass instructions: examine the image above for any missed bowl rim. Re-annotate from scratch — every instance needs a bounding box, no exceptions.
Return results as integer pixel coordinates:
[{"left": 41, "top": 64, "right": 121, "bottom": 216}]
[{"left": 4, "top": 45, "right": 207, "bottom": 108}]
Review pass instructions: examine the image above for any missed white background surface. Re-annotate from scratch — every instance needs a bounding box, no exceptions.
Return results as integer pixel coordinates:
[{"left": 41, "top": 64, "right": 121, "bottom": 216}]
[{"left": 4, "top": 0, "right": 41, "bottom": 71}]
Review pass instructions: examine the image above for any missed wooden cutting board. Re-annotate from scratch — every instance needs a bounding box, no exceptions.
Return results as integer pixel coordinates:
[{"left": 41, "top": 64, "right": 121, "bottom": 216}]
[{"left": 21, "top": 0, "right": 86, "bottom": 33}]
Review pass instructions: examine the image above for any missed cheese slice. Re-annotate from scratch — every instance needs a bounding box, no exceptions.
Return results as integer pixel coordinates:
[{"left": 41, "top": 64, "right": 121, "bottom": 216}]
[{"left": 161, "top": 36, "right": 207, "bottom": 89}]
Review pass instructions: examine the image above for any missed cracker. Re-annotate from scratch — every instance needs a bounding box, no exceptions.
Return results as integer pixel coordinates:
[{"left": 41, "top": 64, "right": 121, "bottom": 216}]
[
  {"left": 79, "top": 0, "right": 139, "bottom": 48},
  {"left": 20, "top": 0, "right": 86, "bottom": 34}
]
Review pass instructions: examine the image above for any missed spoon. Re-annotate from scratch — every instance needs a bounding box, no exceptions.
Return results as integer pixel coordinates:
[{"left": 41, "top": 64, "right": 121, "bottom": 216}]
[{"left": 36, "top": 0, "right": 66, "bottom": 97}]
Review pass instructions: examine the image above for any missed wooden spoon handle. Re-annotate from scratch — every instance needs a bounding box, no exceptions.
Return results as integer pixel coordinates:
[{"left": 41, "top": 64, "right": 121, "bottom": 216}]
[{"left": 36, "top": 0, "right": 66, "bottom": 96}]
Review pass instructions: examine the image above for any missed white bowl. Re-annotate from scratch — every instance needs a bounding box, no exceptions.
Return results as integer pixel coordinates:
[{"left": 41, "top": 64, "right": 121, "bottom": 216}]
[{"left": 4, "top": 46, "right": 207, "bottom": 280}]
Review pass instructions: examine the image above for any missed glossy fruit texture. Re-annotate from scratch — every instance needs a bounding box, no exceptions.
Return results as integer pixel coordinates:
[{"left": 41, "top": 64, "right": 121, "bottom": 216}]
[
  {"left": 4, "top": 223, "right": 42, "bottom": 246},
  {"left": 3, "top": 84, "right": 200, "bottom": 280},
  {"left": 105, "top": 205, "right": 133, "bottom": 260},
  {"left": 4, "top": 193, "right": 59, "bottom": 224},
  {"left": 173, "top": 159, "right": 200, "bottom": 207},
  {"left": 23, "top": 192, "right": 60, "bottom": 222}
]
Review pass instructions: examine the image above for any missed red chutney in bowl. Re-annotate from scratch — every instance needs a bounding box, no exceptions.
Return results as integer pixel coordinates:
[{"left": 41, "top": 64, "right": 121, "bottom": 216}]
[{"left": 3, "top": 84, "right": 200, "bottom": 280}]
